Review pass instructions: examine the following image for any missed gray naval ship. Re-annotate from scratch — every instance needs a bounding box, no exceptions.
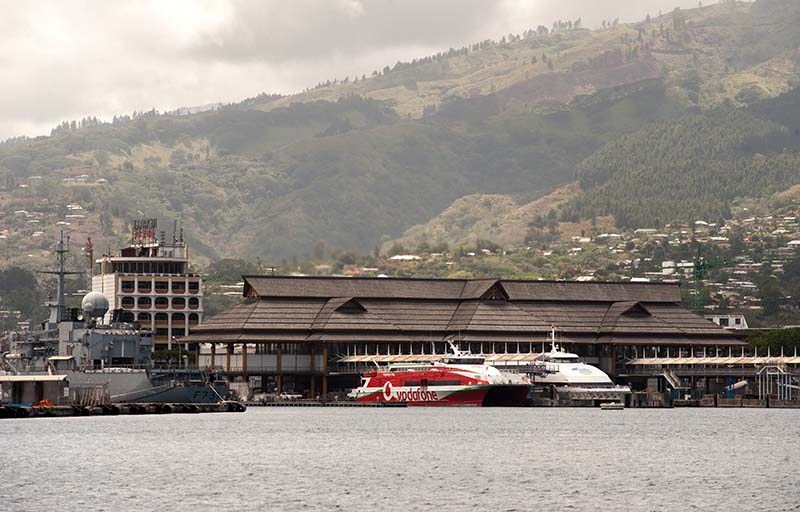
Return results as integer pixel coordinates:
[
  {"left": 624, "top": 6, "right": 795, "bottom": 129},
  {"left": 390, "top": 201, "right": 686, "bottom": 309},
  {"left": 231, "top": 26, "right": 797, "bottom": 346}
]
[{"left": 1, "top": 234, "right": 230, "bottom": 404}]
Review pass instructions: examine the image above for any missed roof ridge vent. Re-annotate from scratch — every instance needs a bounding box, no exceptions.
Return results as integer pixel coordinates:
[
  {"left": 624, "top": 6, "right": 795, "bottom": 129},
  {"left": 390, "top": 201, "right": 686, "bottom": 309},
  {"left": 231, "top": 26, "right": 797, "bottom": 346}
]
[
  {"left": 333, "top": 297, "right": 367, "bottom": 314},
  {"left": 620, "top": 302, "right": 650, "bottom": 316}
]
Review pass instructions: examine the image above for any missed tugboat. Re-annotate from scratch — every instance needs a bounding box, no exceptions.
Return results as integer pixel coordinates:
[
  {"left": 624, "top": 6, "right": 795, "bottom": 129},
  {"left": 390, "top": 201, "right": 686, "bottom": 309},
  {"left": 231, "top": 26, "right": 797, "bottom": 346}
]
[
  {"left": 348, "top": 342, "right": 531, "bottom": 406},
  {"left": 0, "top": 232, "right": 230, "bottom": 405}
]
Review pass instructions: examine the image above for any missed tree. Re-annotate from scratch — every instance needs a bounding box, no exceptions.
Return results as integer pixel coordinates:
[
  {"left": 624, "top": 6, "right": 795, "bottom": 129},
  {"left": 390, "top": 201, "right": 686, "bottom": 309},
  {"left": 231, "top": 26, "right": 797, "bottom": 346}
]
[
  {"left": 748, "top": 328, "right": 800, "bottom": 353},
  {"left": 759, "top": 279, "right": 783, "bottom": 317},
  {"left": 388, "top": 242, "right": 406, "bottom": 256},
  {"left": 782, "top": 253, "right": 800, "bottom": 285},
  {"left": 313, "top": 240, "right": 327, "bottom": 261},
  {"left": 205, "top": 259, "right": 262, "bottom": 283},
  {"left": 94, "top": 149, "right": 110, "bottom": 167}
]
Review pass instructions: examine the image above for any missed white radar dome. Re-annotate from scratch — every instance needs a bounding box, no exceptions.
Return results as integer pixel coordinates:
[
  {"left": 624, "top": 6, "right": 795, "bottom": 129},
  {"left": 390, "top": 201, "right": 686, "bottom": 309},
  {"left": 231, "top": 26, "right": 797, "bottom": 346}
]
[{"left": 81, "top": 292, "right": 109, "bottom": 318}]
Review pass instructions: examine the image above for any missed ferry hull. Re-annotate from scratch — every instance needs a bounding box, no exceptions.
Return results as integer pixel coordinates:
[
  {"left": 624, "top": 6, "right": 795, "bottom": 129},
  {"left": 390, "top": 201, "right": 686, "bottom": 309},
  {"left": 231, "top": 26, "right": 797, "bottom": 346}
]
[{"left": 354, "top": 384, "right": 529, "bottom": 407}]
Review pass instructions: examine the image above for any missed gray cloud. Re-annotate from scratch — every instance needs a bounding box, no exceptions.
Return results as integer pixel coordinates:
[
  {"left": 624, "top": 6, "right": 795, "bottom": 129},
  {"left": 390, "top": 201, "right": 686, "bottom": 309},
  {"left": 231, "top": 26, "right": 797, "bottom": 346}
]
[
  {"left": 0, "top": 0, "right": 703, "bottom": 140},
  {"left": 187, "top": 0, "right": 494, "bottom": 63}
]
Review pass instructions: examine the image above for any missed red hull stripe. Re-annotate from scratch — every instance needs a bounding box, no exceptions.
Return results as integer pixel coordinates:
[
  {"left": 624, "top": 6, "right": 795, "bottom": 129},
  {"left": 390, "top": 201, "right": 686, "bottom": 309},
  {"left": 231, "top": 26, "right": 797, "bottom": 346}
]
[{"left": 357, "top": 387, "right": 488, "bottom": 407}]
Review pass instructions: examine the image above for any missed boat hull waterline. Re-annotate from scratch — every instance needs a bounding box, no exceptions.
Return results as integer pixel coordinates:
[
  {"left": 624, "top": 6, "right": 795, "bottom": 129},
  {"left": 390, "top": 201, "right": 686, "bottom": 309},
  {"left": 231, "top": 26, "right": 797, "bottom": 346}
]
[
  {"left": 349, "top": 359, "right": 531, "bottom": 407},
  {"left": 353, "top": 383, "right": 530, "bottom": 406}
]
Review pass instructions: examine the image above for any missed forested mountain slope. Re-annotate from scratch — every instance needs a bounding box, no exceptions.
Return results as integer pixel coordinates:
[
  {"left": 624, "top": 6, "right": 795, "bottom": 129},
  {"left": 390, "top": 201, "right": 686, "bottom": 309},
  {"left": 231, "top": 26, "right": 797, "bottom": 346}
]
[
  {"left": 2, "top": 0, "right": 800, "bottom": 265},
  {"left": 567, "top": 87, "right": 800, "bottom": 228}
]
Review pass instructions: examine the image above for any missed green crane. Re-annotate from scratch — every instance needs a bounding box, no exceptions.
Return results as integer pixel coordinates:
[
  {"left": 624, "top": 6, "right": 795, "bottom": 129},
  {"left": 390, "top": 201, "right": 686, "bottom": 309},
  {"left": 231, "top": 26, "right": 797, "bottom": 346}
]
[
  {"left": 662, "top": 243, "right": 727, "bottom": 315},
  {"left": 690, "top": 243, "right": 728, "bottom": 315}
]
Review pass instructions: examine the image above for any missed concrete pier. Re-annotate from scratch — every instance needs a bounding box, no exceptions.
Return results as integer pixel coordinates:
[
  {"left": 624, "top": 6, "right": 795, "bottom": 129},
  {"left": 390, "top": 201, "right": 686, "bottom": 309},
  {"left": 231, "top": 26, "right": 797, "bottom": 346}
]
[
  {"left": 245, "top": 400, "right": 406, "bottom": 408},
  {"left": 0, "top": 401, "right": 246, "bottom": 419}
]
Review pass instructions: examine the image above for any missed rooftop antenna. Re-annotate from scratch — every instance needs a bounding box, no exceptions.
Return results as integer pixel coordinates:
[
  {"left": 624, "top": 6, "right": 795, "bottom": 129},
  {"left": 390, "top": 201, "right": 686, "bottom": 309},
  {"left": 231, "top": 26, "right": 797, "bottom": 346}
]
[{"left": 172, "top": 219, "right": 178, "bottom": 243}]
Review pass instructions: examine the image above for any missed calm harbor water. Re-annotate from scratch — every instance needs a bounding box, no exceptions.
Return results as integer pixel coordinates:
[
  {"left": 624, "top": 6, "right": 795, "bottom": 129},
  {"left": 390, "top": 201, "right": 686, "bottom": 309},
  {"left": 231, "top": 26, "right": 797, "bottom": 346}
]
[{"left": 1, "top": 408, "right": 799, "bottom": 511}]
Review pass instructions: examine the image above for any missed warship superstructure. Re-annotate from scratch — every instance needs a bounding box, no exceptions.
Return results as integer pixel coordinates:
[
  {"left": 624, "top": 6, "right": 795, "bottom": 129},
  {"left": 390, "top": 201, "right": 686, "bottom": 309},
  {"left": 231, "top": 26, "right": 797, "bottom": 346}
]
[{"left": 1, "top": 232, "right": 229, "bottom": 405}]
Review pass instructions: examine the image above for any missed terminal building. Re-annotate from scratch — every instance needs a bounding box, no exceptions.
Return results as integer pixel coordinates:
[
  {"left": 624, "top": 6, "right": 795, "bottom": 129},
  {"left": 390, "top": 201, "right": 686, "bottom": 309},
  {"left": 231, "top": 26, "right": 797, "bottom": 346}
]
[
  {"left": 185, "top": 276, "right": 745, "bottom": 397},
  {"left": 92, "top": 219, "right": 203, "bottom": 348}
]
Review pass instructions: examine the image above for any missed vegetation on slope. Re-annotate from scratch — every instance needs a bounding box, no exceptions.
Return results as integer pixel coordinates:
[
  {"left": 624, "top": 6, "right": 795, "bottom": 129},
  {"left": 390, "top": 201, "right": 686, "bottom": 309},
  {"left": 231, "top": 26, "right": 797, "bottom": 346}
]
[
  {"left": 567, "top": 87, "right": 800, "bottom": 228},
  {"left": 2, "top": 0, "right": 800, "bottom": 266}
]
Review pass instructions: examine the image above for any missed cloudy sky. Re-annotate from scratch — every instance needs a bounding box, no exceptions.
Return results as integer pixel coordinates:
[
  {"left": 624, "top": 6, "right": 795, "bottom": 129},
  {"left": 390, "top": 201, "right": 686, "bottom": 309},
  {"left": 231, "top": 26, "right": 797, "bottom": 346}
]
[{"left": 0, "top": 0, "right": 702, "bottom": 140}]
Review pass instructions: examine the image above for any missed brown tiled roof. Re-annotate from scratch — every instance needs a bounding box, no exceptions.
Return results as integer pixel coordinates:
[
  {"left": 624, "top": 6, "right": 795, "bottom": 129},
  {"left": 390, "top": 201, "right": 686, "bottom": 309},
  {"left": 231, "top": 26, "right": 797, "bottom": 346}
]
[
  {"left": 243, "top": 276, "right": 468, "bottom": 300},
  {"left": 241, "top": 276, "right": 680, "bottom": 302},
  {"left": 449, "top": 301, "right": 551, "bottom": 332},
  {"left": 459, "top": 279, "right": 508, "bottom": 300},
  {"left": 513, "top": 302, "right": 613, "bottom": 333},
  {"left": 356, "top": 300, "right": 458, "bottom": 331},
  {"left": 185, "top": 277, "right": 743, "bottom": 347},
  {"left": 190, "top": 299, "right": 260, "bottom": 332},
  {"left": 311, "top": 297, "right": 402, "bottom": 332},
  {"left": 502, "top": 281, "right": 680, "bottom": 302}
]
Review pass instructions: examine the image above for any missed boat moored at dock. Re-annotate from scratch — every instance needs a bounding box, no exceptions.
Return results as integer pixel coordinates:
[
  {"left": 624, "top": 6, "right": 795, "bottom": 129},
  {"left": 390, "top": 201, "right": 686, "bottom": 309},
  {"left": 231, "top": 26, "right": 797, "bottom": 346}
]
[
  {"left": 1, "top": 232, "right": 233, "bottom": 407},
  {"left": 532, "top": 328, "right": 630, "bottom": 405},
  {"left": 348, "top": 344, "right": 530, "bottom": 406}
]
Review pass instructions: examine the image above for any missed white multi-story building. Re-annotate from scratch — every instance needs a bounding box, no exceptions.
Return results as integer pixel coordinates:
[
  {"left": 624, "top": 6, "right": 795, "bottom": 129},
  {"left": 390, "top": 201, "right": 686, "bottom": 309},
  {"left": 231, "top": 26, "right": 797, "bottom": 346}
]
[{"left": 92, "top": 220, "right": 203, "bottom": 348}]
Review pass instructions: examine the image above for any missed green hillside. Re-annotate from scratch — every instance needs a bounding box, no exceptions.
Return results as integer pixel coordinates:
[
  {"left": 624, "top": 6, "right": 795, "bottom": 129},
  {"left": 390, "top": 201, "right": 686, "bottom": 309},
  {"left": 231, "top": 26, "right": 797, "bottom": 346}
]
[
  {"left": 2, "top": 0, "right": 800, "bottom": 266},
  {"left": 568, "top": 87, "right": 800, "bottom": 228}
]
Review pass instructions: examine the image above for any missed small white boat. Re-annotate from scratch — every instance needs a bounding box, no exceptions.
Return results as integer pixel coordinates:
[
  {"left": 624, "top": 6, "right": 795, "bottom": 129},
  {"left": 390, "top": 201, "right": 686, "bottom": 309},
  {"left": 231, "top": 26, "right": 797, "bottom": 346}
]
[{"left": 600, "top": 402, "right": 624, "bottom": 410}]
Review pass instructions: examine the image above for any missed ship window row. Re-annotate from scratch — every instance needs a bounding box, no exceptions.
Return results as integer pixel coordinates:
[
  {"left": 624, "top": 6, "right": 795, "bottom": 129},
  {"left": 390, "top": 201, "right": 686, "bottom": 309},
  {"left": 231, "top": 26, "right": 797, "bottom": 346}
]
[
  {"left": 120, "top": 297, "right": 199, "bottom": 309},
  {"left": 404, "top": 380, "right": 461, "bottom": 387},
  {"left": 120, "top": 280, "right": 200, "bottom": 294}
]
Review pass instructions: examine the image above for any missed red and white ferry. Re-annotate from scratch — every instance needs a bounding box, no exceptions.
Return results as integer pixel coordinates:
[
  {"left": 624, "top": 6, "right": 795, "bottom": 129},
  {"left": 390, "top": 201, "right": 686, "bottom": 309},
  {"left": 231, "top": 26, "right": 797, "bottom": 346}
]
[{"left": 348, "top": 346, "right": 531, "bottom": 407}]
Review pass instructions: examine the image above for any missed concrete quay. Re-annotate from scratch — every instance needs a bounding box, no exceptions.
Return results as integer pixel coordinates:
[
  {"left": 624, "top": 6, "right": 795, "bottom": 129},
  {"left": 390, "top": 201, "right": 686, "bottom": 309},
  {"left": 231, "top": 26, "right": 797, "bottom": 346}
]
[
  {"left": 245, "top": 400, "right": 406, "bottom": 408},
  {"left": 0, "top": 401, "right": 246, "bottom": 419}
]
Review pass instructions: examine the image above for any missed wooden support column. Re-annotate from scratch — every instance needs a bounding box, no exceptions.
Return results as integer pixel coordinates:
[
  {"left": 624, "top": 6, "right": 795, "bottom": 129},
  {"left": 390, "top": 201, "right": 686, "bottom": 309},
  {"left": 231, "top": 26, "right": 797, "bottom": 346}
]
[
  {"left": 609, "top": 345, "right": 617, "bottom": 379},
  {"left": 309, "top": 344, "right": 316, "bottom": 397},
  {"left": 322, "top": 344, "right": 328, "bottom": 396},
  {"left": 241, "top": 343, "right": 248, "bottom": 381},
  {"left": 210, "top": 343, "right": 216, "bottom": 367},
  {"left": 226, "top": 343, "right": 233, "bottom": 372},
  {"left": 276, "top": 345, "right": 283, "bottom": 394}
]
